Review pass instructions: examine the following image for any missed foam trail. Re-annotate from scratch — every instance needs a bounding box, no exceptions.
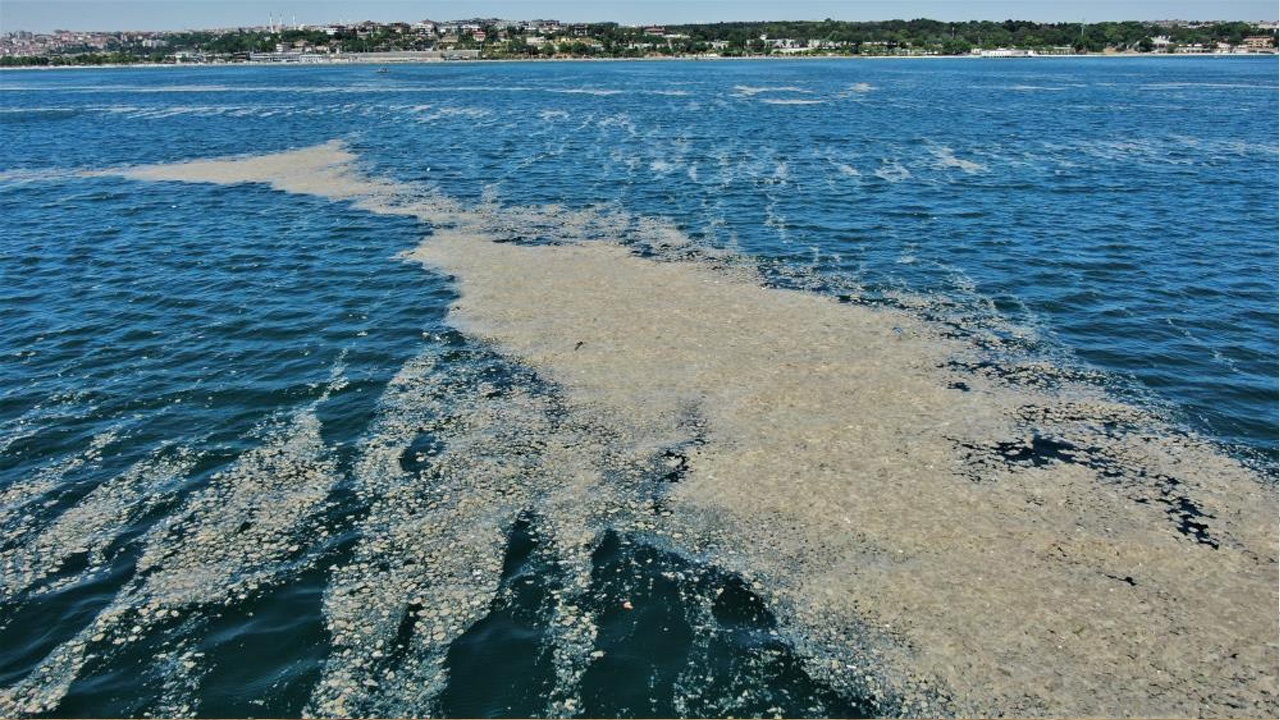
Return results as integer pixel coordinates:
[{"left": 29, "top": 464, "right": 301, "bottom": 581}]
[
  {"left": 759, "top": 98, "right": 825, "bottom": 106},
  {"left": 873, "top": 160, "right": 911, "bottom": 182},
  {"left": 0, "top": 445, "right": 196, "bottom": 603},
  {"left": 0, "top": 430, "right": 119, "bottom": 548},
  {"left": 0, "top": 405, "right": 339, "bottom": 716},
  {"left": 0, "top": 168, "right": 89, "bottom": 185},
  {"left": 733, "top": 85, "right": 814, "bottom": 97},
  {"left": 928, "top": 145, "right": 986, "bottom": 173},
  {"left": 307, "top": 347, "right": 516, "bottom": 716},
  {"left": 109, "top": 143, "right": 1278, "bottom": 718},
  {"left": 306, "top": 342, "right": 630, "bottom": 716}
]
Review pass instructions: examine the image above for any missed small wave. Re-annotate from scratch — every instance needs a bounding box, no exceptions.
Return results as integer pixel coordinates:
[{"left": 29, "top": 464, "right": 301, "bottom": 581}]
[
  {"left": 123, "top": 105, "right": 242, "bottom": 120},
  {"left": 122, "top": 84, "right": 237, "bottom": 93},
  {"left": 733, "top": 85, "right": 814, "bottom": 96},
  {"left": 596, "top": 113, "right": 637, "bottom": 134},
  {"left": 417, "top": 106, "right": 492, "bottom": 122},
  {"left": 0, "top": 106, "right": 82, "bottom": 117},
  {"left": 649, "top": 158, "right": 677, "bottom": 174},
  {"left": 929, "top": 145, "right": 987, "bottom": 173},
  {"left": 0, "top": 83, "right": 234, "bottom": 93},
  {"left": 552, "top": 88, "right": 624, "bottom": 96},
  {"left": 0, "top": 168, "right": 83, "bottom": 184},
  {"left": 1138, "top": 82, "right": 1278, "bottom": 90},
  {"left": 759, "top": 98, "right": 824, "bottom": 105},
  {"left": 0, "top": 430, "right": 120, "bottom": 541},
  {"left": 874, "top": 161, "right": 912, "bottom": 182}
]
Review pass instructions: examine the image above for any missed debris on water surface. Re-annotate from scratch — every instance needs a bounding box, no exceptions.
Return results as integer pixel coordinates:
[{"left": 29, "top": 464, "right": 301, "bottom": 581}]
[{"left": 1, "top": 143, "right": 1268, "bottom": 719}]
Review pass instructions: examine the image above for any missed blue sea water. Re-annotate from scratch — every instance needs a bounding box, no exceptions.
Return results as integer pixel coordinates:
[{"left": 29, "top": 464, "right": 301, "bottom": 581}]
[{"left": 0, "top": 57, "right": 1276, "bottom": 716}]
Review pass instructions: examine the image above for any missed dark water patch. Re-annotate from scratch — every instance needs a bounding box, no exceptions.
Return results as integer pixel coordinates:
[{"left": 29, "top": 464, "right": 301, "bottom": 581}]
[
  {"left": 709, "top": 575, "right": 771, "bottom": 630},
  {"left": 956, "top": 415, "right": 1226, "bottom": 549},
  {"left": 578, "top": 531, "right": 872, "bottom": 718},
  {"left": 46, "top": 611, "right": 199, "bottom": 718},
  {"left": 1162, "top": 497, "right": 1218, "bottom": 545},
  {"left": 656, "top": 449, "right": 691, "bottom": 484},
  {"left": 0, "top": 555, "right": 129, "bottom": 685},
  {"left": 651, "top": 431, "right": 707, "bottom": 486},
  {"left": 994, "top": 434, "right": 1080, "bottom": 468},
  {"left": 398, "top": 432, "right": 445, "bottom": 475},
  {"left": 438, "top": 515, "right": 557, "bottom": 718},
  {"left": 492, "top": 234, "right": 559, "bottom": 246},
  {"left": 0, "top": 108, "right": 83, "bottom": 123},
  {"left": 187, "top": 563, "right": 331, "bottom": 717},
  {"left": 578, "top": 533, "right": 695, "bottom": 717}
]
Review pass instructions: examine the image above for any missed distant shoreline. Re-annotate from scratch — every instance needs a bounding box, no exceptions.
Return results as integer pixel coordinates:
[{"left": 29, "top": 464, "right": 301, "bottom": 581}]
[{"left": 2, "top": 51, "right": 1276, "bottom": 71}]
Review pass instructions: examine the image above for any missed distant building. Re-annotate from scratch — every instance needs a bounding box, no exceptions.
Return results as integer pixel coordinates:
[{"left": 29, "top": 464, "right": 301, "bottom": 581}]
[
  {"left": 972, "top": 47, "right": 1035, "bottom": 57},
  {"left": 524, "top": 20, "right": 562, "bottom": 35},
  {"left": 1242, "top": 35, "right": 1275, "bottom": 49}
]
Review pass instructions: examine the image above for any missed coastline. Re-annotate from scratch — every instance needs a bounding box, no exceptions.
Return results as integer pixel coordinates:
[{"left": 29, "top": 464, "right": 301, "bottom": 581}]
[{"left": 2, "top": 51, "right": 1276, "bottom": 71}]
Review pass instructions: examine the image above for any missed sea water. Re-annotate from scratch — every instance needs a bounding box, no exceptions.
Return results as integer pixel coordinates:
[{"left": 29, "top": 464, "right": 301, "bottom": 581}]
[{"left": 0, "top": 57, "right": 1276, "bottom": 717}]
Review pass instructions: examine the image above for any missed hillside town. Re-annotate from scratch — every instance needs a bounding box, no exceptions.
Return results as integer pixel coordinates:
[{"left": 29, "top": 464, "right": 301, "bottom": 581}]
[{"left": 1, "top": 17, "right": 1277, "bottom": 65}]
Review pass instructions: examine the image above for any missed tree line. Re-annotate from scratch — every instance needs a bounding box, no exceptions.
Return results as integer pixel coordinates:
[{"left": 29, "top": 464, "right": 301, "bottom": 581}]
[{"left": 1, "top": 18, "right": 1272, "bottom": 65}]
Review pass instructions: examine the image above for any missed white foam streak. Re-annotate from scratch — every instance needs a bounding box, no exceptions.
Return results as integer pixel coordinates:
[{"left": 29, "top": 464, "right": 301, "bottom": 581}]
[
  {"left": 0, "top": 430, "right": 119, "bottom": 545},
  {"left": 928, "top": 145, "right": 987, "bottom": 173},
  {"left": 733, "top": 85, "right": 814, "bottom": 96},
  {"left": 0, "top": 446, "right": 196, "bottom": 603},
  {"left": 759, "top": 98, "right": 824, "bottom": 105},
  {"left": 1, "top": 371, "right": 343, "bottom": 715},
  {"left": 873, "top": 161, "right": 911, "bottom": 182}
]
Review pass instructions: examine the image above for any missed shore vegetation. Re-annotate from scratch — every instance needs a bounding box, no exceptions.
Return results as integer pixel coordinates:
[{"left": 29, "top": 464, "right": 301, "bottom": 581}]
[{"left": 1, "top": 18, "right": 1275, "bottom": 66}]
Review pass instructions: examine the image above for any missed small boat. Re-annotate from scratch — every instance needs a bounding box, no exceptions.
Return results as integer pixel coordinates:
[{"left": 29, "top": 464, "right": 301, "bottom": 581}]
[{"left": 375, "top": 67, "right": 391, "bottom": 74}]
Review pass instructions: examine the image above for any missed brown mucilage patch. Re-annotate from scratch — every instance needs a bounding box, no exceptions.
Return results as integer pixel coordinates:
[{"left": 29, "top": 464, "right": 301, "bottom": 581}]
[{"left": 27, "top": 142, "right": 1267, "bottom": 718}]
